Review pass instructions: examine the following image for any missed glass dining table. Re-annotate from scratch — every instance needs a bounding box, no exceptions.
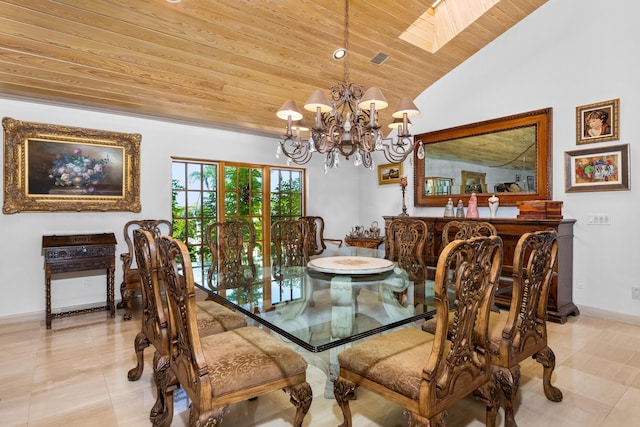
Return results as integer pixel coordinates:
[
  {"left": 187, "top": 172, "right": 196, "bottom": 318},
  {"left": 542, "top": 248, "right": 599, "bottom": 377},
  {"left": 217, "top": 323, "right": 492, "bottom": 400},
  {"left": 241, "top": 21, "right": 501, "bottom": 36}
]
[{"left": 193, "top": 246, "right": 452, "bottom": 397}]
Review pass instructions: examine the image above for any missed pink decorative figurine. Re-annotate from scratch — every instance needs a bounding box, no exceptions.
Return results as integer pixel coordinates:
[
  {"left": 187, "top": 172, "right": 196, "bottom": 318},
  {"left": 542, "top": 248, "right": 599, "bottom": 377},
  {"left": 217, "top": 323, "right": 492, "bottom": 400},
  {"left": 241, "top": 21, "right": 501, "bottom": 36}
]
[{"left": 466, "top": 193, "right": 479, "bottom": 218}]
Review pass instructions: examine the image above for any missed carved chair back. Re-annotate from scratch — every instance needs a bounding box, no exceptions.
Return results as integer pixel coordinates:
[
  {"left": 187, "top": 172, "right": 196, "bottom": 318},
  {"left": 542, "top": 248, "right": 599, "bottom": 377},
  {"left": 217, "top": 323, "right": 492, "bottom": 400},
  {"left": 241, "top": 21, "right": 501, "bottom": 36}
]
[
  {"left": 334, "top": 235, "right": 503, "bottom": 426},
  {"left": 299, "top": 216, "right": 343, "bottom": 256},
  {"left": 206, "top": 220, "right": 256, "bottom": 290},
  {"left": 132, "top": 229, "right": 168, "bottom": 356},
  {"left": 442, "top": 220, "right": 497, "bottom": 246},
  {"left": 129, "top": 229, "right": 174, "bottom": 424},
  {"left": 386, "top": 218, "right": 428, "bottom": 282},
  {"left": 271, "top": 219, "right": 309, "bottom": 279},
  {"left": 119, "top": 219, "right": 172, "bottom": 320},
  {"left": 489, "top": 229, "right": 562, "bottom": 425},
  {"left": 157, "top": 235, "right": 313, "bottom": 426}
]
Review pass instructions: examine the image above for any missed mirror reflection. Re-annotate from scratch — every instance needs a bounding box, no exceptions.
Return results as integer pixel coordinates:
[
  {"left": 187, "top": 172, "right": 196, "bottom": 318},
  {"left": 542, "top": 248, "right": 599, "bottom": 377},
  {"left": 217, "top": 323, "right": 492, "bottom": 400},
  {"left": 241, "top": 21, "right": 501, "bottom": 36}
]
[
  {"left": 423, "top": 126, "right": 537, "bottom": 196},
  {"left": 414, "top": 108, "right": 552, "bottom": 207}
]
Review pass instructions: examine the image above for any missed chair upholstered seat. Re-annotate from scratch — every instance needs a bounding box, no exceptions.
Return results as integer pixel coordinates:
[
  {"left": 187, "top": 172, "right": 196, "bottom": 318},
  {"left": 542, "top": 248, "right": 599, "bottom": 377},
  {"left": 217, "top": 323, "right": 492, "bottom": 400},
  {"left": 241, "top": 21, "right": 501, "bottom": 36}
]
[
  {"left": 337, "top": 328, "right": 436, "bottom": 400},
  {"left": 200, "top": 326, "right": 308, "bottom": 398},
  {"left": 195, "top": 300, "right": 248, "bottom": 337}
]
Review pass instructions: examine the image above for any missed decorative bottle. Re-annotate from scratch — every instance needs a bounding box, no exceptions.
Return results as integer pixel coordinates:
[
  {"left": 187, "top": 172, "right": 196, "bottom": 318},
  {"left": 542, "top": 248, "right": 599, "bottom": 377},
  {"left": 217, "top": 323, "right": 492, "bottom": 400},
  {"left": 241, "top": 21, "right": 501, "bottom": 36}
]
[
  {"left": 456, "top": 200, "right": 465, "bottom": 218},
  {"left": 488, "top": 194, "right": 499, "bottom": 218},
  {"left": 444, "top": 198, "right": 455, "bottom": 217}
]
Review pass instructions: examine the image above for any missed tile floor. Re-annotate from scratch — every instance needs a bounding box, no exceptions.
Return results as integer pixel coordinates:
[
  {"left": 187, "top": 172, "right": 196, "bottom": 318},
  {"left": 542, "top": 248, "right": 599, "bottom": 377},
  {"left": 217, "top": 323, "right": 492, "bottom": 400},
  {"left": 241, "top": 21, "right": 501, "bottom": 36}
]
[{"left": 1, "top": 307, "right": 639, "bottom": 426}]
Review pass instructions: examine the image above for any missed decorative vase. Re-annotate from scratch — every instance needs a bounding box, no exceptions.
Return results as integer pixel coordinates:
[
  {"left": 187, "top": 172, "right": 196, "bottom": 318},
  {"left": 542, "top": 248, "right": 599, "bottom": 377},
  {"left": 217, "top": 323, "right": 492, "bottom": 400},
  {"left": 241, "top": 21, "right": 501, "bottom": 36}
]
[
  {"left": 455, "top": 200, "right": 465, "bottom": 218},
  {"left": 444, "top": 198, "right": 455, "bottom": 217},
  {"left": 466, "top": 193, "right": 479, "bottom": 218},
  {"left": 488, "top": 194, "right": 499, "bottom": 218}
]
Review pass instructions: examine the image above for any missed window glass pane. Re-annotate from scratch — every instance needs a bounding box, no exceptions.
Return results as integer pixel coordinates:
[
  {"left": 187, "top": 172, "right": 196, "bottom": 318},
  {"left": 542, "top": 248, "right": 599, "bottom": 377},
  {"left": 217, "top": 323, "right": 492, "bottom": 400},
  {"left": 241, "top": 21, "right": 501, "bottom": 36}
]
[
  {"left": 172, "top": 163, "right": 186, "bottom": 189},
  {"left": 187, "top": 163, "right": 202, "bottom": 190},
  {"left": 172, "top": 190, "right": 186, "bottom": 218},
  {"left": 202, "top": 192, "right": 216, "bottom": 217},
  {"left": 225, "top": 192, "right": 238, "bottom": 216},
  {"left": 225, "top": 166, "right": 237, "bottom": 190},
  {"left": 252, "top": 169, "right": 262, "bottom": 192},
  {"left": 172, "top": 219, "right": 186, "bottom": 240},
  {"left": 202, "top": 165, "right": 217, "bottom": 191},
  {"left": 187, "top": 191, "right": 202, "bottom": 217}
]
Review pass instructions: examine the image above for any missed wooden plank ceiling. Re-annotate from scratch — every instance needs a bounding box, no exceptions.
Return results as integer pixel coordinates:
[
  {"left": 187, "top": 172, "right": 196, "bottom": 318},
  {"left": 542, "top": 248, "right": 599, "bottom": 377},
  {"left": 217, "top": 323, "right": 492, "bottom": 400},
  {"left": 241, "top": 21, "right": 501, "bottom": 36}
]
[{"left": 0, "top": 0, "right": 547, "bottom": 139}]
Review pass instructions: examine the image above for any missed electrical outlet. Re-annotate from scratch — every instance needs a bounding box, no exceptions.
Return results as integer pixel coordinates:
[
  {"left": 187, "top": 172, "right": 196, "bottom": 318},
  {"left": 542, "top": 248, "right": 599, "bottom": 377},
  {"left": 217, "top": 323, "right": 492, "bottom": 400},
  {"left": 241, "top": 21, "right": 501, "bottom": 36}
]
[
  {"left": 576, "top": 280, "right": 585, "bottom": 290},
  {"left": 632, "top": 287, "right": 640, "bottom": 300},
  {"left": 587, "top": 215, "right": 611, "bottom": 225}
]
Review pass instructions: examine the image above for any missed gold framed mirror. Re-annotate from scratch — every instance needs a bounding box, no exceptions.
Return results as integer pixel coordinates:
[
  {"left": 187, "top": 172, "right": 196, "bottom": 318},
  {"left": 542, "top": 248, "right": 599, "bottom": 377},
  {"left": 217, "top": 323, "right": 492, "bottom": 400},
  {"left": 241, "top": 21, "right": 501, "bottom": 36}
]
[{"left": 414, "top": 108, "right": 552, "bottom": 207}]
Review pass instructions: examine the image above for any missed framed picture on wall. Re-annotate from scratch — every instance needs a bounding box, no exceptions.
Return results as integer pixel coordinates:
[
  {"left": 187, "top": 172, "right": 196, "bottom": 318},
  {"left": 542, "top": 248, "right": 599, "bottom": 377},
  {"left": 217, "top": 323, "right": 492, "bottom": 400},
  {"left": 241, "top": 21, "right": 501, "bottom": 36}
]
[
  {"left": 564, "top": 143, "right": 629, "bottom": 192},
  {"left": 2, "top": 117, "right": 142, "bottom": 213},
  {"left": 576, "top": 98, "right": 619, "bottom": 145},
  {"left": 378, "top": 162, "right": 403, "bottom": 185}
]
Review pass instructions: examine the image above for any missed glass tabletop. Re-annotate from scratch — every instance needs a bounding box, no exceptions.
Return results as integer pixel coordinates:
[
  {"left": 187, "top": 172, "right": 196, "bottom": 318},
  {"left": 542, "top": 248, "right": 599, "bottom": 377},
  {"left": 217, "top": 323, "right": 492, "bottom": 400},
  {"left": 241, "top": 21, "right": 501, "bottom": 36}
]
[{"left": 195, "top": 256, "right": 450, "bottom": 353}]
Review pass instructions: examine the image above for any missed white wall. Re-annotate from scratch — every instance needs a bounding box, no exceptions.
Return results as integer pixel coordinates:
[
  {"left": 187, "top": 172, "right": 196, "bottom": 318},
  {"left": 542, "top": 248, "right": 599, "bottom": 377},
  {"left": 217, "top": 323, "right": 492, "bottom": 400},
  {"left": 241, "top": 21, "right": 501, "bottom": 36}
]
[
  {"left": 0, "top": 99, "right": 360, "bottom": 316},
  {"left": 362, "top": 0, "right": 640, "bottom": 318}
]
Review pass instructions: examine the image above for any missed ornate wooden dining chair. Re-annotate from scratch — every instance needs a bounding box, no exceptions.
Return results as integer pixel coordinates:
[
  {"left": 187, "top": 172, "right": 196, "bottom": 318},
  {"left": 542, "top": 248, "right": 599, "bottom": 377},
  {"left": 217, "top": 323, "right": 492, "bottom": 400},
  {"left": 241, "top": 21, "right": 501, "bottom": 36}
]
[
  {"left": 334, "top": 235, "right": 504, "bottom": 427},
  {"left": 299, "top": 215, "right": 342, "bottom": 256},
  {"left": 484, "top": 230, "right": 563, "bottom": 427},
  {"left": 423, "top": 230, "right": 562, "bottom": 426},
  {"left": 386, "top": 218, "right": 429, "bottom": 283},
  {"left": 206, "top": 220, "right": 256, "bottom": 290},
  {"left": 157, "top": 235, "right": 313, "bottom": 427},
  {"left": 423, "top": 220, "right": 498, "bottom": 329},
  {"left": 118, "top": 219, "right": 172, "bottom": 320},
  {"left": 271, "top": 219, "right": 310, "bottom": 280},
  {"left": 127, "top": 229, "right": 247, "bottom": 427}
]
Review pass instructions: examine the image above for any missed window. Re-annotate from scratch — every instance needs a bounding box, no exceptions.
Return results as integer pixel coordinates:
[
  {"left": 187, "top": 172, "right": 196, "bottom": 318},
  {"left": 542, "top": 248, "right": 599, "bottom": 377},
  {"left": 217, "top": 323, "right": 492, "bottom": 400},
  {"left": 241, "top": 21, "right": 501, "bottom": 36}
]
[{"left": 171, "top": 159, "right": 305, "bottom": 292}]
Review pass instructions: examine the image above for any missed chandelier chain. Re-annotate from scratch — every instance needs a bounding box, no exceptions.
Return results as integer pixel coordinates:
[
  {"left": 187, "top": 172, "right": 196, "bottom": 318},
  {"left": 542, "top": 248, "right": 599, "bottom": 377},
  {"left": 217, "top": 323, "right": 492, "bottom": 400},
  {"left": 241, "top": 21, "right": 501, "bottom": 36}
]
[{"left": 343, "top": 0, "right": 350, "bottom": 83}]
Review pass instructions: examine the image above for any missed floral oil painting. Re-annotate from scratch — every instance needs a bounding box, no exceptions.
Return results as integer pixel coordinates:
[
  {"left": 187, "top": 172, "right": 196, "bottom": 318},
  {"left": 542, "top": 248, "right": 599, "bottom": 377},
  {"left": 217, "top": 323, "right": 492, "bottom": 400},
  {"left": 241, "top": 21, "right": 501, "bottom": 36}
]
[
  {"left": 3, "top": 117, "right": 140, "bottom": 213},
  {"left": 27, "top": 140, "right": 124, "bottom": 196}
]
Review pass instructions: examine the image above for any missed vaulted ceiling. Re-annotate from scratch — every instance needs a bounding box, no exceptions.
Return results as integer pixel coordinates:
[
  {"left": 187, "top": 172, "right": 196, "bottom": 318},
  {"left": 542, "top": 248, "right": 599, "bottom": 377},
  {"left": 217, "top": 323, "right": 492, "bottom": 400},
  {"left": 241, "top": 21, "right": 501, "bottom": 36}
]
[{"left": 0, "top": 0, "right": 547, "bottom": 138}]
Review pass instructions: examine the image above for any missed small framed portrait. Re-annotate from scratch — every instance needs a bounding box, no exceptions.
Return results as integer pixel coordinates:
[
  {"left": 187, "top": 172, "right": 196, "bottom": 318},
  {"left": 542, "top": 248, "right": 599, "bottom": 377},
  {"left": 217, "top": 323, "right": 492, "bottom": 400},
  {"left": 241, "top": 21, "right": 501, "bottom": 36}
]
[
  {"left": 564, "top": 143, "right": 629, "bottom": 193},
  {"left": 378, "top": 162, "right": 403, "bottom": 185},
  {"left": 576, "top": 98, "right": 619, "bottom": 145}
]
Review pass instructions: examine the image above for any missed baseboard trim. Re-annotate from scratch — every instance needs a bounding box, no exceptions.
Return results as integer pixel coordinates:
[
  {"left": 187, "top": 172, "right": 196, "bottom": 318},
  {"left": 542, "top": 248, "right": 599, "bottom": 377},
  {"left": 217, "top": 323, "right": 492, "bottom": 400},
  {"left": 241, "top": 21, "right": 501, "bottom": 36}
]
[{"left": 577, "top": 304, "right": 640, "bottom": 326}]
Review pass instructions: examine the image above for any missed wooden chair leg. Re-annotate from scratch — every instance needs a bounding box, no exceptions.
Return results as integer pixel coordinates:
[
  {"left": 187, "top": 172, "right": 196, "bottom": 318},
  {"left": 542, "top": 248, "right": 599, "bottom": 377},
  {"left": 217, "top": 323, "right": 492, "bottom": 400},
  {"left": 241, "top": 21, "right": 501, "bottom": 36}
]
[
  {"left": 116, "top": 281, "right": 126, "bottom": 309},
  {"left": 533, "top": 346, "right": 563, "bottom": 402},
  {"left": 121, "top": 286, "right": 135, "bottom": 320},
  {"left": 493, "top": 365, "right": 520, "bottom": 427},
  {"left": 127, "top": 331, "right": 149, "bottom": 381},
  {"left": 151, "top": 352, "right": 176, "bottom": 427},
  {"left": 475, "top": 371, "right": 501, "bottom": 427},
  {"left": 334, "top": 377, "right": 357, "bottom": 427},
  {"left": 286, "top": 382, "right": 313, "bottom": 427}
]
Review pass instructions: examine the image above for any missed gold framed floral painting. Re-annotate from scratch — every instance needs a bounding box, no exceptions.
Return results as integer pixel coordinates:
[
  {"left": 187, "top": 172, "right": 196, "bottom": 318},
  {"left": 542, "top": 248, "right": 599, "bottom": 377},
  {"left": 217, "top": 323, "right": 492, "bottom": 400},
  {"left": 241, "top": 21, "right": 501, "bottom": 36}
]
[
  {"left": 2, "top": 117, "right": 141, "bottom": 213},
  {"left": 576, "top": 98, "right": 619, "bottom": 144}
]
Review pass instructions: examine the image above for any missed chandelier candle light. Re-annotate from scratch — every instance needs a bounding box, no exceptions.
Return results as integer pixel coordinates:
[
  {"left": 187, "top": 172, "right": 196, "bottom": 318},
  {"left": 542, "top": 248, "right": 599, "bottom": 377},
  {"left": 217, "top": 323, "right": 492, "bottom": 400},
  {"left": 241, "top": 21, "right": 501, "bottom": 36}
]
[{"left": 276, "top": 0, "right": 423, "bottom": 172}]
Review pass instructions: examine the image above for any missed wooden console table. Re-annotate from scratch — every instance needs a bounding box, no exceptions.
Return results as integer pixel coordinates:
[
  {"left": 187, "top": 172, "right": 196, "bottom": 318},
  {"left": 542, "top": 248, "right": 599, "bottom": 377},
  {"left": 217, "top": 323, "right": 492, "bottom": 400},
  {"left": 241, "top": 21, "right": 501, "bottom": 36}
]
[
  {"left": 383, "top": 216, "right": 579, "bottom": 324},
  {"left": 344, "top": 237, "right": 384, "bottom": 249},
  {"left": 42, "top": 233, "right": 117, "bottom": 329}
]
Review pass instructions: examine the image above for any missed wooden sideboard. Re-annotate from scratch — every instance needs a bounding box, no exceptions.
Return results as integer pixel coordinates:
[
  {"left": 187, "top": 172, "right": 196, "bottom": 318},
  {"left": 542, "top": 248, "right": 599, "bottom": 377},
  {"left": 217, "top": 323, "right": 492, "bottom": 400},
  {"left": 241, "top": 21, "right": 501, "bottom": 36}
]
[{"left": 383, "top": 216, "right": 579, "bottom": 324}]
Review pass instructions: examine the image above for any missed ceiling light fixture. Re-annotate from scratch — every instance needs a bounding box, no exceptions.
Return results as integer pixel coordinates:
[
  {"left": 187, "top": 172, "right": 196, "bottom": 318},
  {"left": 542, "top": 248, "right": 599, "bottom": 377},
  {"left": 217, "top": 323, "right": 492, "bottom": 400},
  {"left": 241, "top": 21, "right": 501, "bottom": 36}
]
[{"left": 276, "top": 0, "right": 423, "bottom": 171}]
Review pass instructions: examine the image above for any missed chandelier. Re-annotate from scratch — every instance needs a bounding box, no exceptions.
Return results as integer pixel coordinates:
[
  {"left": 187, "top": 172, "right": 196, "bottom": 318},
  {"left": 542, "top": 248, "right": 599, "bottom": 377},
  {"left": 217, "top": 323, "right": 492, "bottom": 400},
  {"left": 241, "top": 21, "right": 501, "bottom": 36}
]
[{"left": 276, "top": 0, "right": 424, "bottom": 171}]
